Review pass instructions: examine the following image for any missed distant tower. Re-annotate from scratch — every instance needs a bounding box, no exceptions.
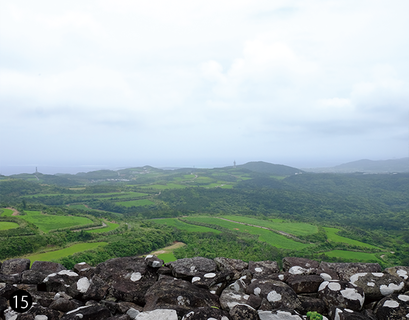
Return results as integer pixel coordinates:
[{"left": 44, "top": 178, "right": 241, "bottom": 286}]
[
  {"left": 35, "top": 167, "right": 38, "bottom": 173},
  {"left": 234, "top": 161, "right": 236, "bottom": 168}
]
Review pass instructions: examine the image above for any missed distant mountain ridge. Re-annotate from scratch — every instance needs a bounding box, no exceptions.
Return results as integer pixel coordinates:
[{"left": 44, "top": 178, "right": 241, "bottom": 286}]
[
  {"left": 305, "top": 157, "right": 409, "bottom": 173},
  {"left": 237, "top": 161, "right": 304, "bottom": 176}
]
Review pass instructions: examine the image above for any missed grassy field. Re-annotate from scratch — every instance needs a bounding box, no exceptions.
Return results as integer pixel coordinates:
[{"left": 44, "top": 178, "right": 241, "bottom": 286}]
[
  {"left": 184, "top": 216, "right": 311, "bottom": 250},
  {"left": 87, "top": 221, "right": 119, "bottom": 233},
  {"left": 22, "top": 242, "right": 108, "bottom": 265},
  {"left": 324, "top": 250, "right": 381, "bottom": 262},
  {"left": 221, "top": 215, "right": 318, "bottom": 236},
  {"left": 148, "top": 241, "right": 186, "bottom": 263},
  {"left": 0, "top": 208, "right": 14, "bottom": 217},
  {"left": 0, "top": 221, "right": 20, "bottom": 230},
  {"left": 116, "top": 199, "right": 155, "bottom": 207},
  {"left": 19, "top": 211, "right": 93, "bottom": 233},
  {"left": 324, "top": 227, "right": 380, "bottom": 249},
  {"left": 152, "top": 218, "right": 221, "bottom": 234},
  {"left": 23, "top": 192, "right": 148, "bottom": 200}
]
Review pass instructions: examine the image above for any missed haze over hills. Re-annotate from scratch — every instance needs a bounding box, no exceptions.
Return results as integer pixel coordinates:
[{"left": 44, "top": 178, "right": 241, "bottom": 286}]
[{"left": 304, "top": 157, "right": 409, "bottom": 173}]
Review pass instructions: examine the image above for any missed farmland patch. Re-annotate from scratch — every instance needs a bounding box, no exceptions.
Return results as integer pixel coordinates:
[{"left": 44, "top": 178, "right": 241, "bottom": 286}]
[
  {"left": 323, "top": 250, "right": 382, "bottom": 262},
  {"left": 0, "top": 221, "right": 20, "bottom": 230},
  {"left": 324, "top": 227, "right": 380, "bottom": 249},
  {"left": 152, "top": 218, "right": 221, "bottom": 234}
]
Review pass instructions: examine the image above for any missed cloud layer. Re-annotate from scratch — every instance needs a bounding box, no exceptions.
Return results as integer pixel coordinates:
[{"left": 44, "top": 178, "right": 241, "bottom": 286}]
[{"left": 1, "top": 0, "right": 408, "bottom": 170}]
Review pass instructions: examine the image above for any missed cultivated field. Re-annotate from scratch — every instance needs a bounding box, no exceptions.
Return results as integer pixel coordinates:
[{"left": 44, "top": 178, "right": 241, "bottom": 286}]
[
  {"left": 19, "top": 211, "right": 93, "bottom": 233},
  {"left": 0, "top": 221, "right": 19, "bottom": 230},
  {"left": 324, "top": 227, "right": 380, "bottom": 249},
  {"left": 87, "top": 221, "right": 119, "bottom": 233},
  {"left": 324, "top": 250, "right": 381, "bottom": 262},
  {"left": 152, "top": 218, "right": 221, "bottom": 234},
  {"left": 116, "top": 199, "right": 155, "bottom": 207}
]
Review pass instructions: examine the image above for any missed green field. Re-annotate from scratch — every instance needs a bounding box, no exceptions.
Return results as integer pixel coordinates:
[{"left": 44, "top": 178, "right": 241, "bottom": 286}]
[
  {"left": 157, "top": 252, "right": 177, "bottom": 263},
  {"left": 19, "top": 211, "right": 93, "bottom": 233},
  {"left": 22, "top": 242, "right": 108, "bottom": 265},
  {"left": 0, "top": 209, "right": 14, "bottom": 217},
  {"left": 87, "top": 221, "right": 119, "bottom": 233},
  {"left": 324, "top": 227, "right": 380, "bottom": 249},
  {"left": 0, "top": 221, "right": 20, "bottom": 230},
  {"left": 116, "top": 199, "right": 155, "bottom": 207},
  {"left": 221, "top": 215, "right": 318, "bottom": 236},
  {"left": 324, "top": 250, "right": 381, "bottom": 262},
  {"left": 184, "top": 216, "right": 311, "bottom": 250},
  {"left": 152, "top": 218, "right": 221, "bottom": 234}
]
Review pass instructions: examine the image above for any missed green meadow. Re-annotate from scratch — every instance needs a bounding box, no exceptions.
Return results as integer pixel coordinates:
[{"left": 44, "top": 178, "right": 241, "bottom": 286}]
[
  {"left": 0, "top": 221, "right": 20, "bottom": 230},
  {"left": 0, "top": 209, "right": 14, "bottom": 217},
  {"left": 152, "top": 218, "right": 221, "bottom": 234},
  {"left": 19, "top": 211, "right": 93, "bottom": 233},
  {"left": 324, "top": 250, "right": 381, "bottom": 262},
  {"left": 23, "top": 242, "right": 108, "bottom": 265},
  {"left": 324, "top": 227, "right": 380, "bottom": 249},
  {"left": 157, "top": 252, "right": 177, "bottom": 264},
  {"left": 184, "top": 216, "right": 311, "bottom": 250},
  {"left": 221, "top": 215, "right": 318, "bottom": 236}
]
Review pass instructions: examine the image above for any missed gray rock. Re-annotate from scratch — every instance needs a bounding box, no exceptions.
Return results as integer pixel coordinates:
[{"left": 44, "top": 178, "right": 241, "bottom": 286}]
[
  {"left": 319, "top": 262, "right": 381, "bottom": 281},
  {"left": 83, "top": 275, "right": 109, "bottom": 301},
  {"left": 60, "top": 305, "right": 112, "bottom": 320},
  {"left": 135, "top": 309, "right": 178, "bottom": 319},
  {"left": 1, "top": 259, "right": 30, "bottom": 275},
  {"left": 42, "top": 270, "right": 80, "bottom": 292},
  {"left": 374, "top": 294, "right": 409, "bottom": 320},
  {"left": 257, "top": 310, "right": 303, "bottom": 320},
  {"left": 144, "top": 255, "right": 164, "bottom": 268},
  {"left": 191, "top": 271, "right": 234, "bottom": 290},
  {"left": 349, "top": 272, "right": 406, "bottom": 301},
  {"left": 31, "top": 261, "right": 66, "bottom": 273},
  {"left": 384, "top": 266, "right": 409, "bottom": 282},
  {"left": 49, "top": 297, "right": 83, "bottom": 312},
  {"left": 282, "top": 257, "right": 319, "bottom": 272},
  {"left": 0, "top": 283, "right": 18, "bottom": 299},
  {"left": 246, "top": 278, "right": 301, "bottom": 311},
  {"left": 229, "top": 304, "right": 259, "bottom": 320},
  {"left": 157, "top": 266, "right": 172, "bottom": 275},
  {"left": 74, "top": 262, "right": 93, "bottom": 273},
  {"left": 318, "top": 280, "right": 365, "bottom": 311},
  {"left": 214, "top": 257, "right": 248, "bottom": 280},
  {"left": 298, "top": 295, "right": 327, "bottom": 315},
  {"left": 330, "top": 307, "right": 372, "bottom": 320},
  {"left": 0, "top": 296, "right": 7, "bottom": 317},
  {"left": 286, "top": 274, "right": 324, "bottom": 293},
  {"left": 16, "top": 304, "right": 61, "bottom": 320},
  {"left": 219, "top": 278, "right": 255, "bottom": 311},
  {"left": 0, "top": 273, "right": 20, "bottom": 284},
  {"left": 249, "top": 261, "right": 279, "bottom": 276},
  {"left": 182, "top": 306, "right": 231, "bottom": 319},
  {"left": 126, "top": 307, "right": 140, "bottom": 319},
  {"left": 29, "top": 291, "right": 59, "bottom": 308},
  {"left": 144, "top": 277, "right": 220, "bottom": 315},
  {"left": 167, "top": 257, "right": 217, "bottom": 278}
]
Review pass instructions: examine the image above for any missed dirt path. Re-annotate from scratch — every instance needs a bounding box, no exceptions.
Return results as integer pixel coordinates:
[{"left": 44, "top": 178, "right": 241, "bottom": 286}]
[
  {"left": 6, "top": 207, "right": 20, "bottom": 216},
  {"left": 217, "top": 217, "right": 307, "bottom": 243}
]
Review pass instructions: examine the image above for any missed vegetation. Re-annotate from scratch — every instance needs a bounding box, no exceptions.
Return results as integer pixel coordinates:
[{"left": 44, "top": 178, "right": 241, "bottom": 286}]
[{"left": 0, "top": 162, "right": 408, "bottom": 267}]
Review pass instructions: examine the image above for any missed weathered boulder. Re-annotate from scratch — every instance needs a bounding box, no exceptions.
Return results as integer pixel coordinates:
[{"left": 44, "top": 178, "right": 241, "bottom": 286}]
[
  {"left": 32, "top": 261, "right": 66, "bottom": 273},
  {"left": 246, "top": 278, "right": 301, "bottom": 311},
  {"left": 318, "top": 280, "right": 365, "bottom": 311},
  {"left": 374, "top": 294, "right": 409, "bottom": 320},
  {"left": 1, "top": 259, "right": 30, "bottom": 275},
  {"left": 93, "top": 256, "right": 157, "bottom": 304},
  {"left": 349, "top": 272, "right": 406, "bottom": 301},
  {"left": 319, "top": 262, "right": 381, "bottom": 281},
  {"left": 49, "top": 297, "right": 84, "bottom": 312},
  {"left": 215, "top": 257, "right": 248, "bottom": 280},
  {"left": 283, "top": 257, "right": 319, "bottom": 273},
  {"left": 15, "top": 304, "right": 61, "bottom": 320},
  {"left": 166, "top": 257, "right": 217, "bottom": 278},
  {"left": 0, "top": 297, "right": 7, "bottom": 319},
  {"left": 42, "top": 270, "right": 80, "bottom": 293},
  {"left": 144, "top": 277, "right": 220, "bottom": 315},
  {"left": 330, "top": 307, "right": 372, "bottom": 320},
  {"left": 22, "top": 261, "right": 67, "bottom": 285},
  {"left": 60, "top": 305, "right": 112, "bottom": 319},
  {"left": 249, "top": 261, "right": 279, "bottom": 276},
  {"left": 298, "top": 295, "right": 327, "bottom": 315},
  {"left": 257, "top": 310, "right": 303, "bottom": 320},
  {"left": 135, "top": 309, "right": 178, "bottom": 319},
  {"left": 191, "top": 271, "right": 233, "bottom": 290},
  {"left": 0, "top": 283, "right": 18, "bottom": 299},
  {"left": 82, "top": 275, "right": 110, "bottom": 301},
  {"left": 229, "top": 304, "right": 259, "bottom": 320},
  {"left": 73, "top": 262, "right": 95, "bottom": 278},
  {"left": 144, "top": 255, "right": 164, "bottom": 268},
  {"left": 219, "top": 278, "right": 260, "bottom": 311},
  {"left": 286, "top": 274, "right": 324, "bottom": 293},
  {"left": 182, "top": 306, "right": 231, "bottom": 319},
  {"left": 384, "top": 266, "right": 409, "bottom": 282}
]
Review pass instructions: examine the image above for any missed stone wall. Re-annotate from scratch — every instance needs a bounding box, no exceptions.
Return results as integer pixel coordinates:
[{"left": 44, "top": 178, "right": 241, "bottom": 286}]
[{"left": 1, "top": 256, "right": 408, "bottom": 320}]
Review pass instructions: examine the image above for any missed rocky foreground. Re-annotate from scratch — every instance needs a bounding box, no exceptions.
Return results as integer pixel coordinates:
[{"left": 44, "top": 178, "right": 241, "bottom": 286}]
[{"left": 1, "top": 256, "right": 409, "bottom": 320}]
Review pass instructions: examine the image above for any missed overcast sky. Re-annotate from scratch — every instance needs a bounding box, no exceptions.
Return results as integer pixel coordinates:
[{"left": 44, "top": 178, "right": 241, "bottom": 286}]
[{"left": 1, "top": 0, "right": 408, "bottom": 174}]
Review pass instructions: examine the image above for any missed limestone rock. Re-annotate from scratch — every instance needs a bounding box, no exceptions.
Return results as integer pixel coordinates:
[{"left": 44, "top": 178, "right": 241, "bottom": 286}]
[
  {"left": 246, "top": 278, "right": 301, "bottom": 311},
  {"left": 166, "top": 257, "right": 217, "bottom": 278},
  {"left": 286, "top": 274, "right": 324, "bottom": 293},
  {"left": 384, "top": 266, "right": 409, "bottom": 283},
  {"left": 82, "top": 275, "right": 109, "bottom": 301},
  {"left": 215, "top": 257, "right": 248, "bottom": 280},
  {"left": 330, "top": 307, "right": 372, "bottom": 320},
  {"left": 298, "top": 295, "right": 327, "bottom": 315},
  {"left": 191, "top": 271, "right": 233, "bottom": 290},
  {"left": 60, "top": 305, "right": 112, "bottom": 320},
  {"left": 319, "top": 262, "right": 381, "bottom": 281},
  {"left": 16, "top": 304, "right": 61, "bottom": 320},
  {"left": 0, "top": 283, "right": 18, "bottom": 299},
  {"left": 257, "top": 310, "right": 303, "bottom": 320},
  {"left": 282, "top": 257, "right": 319, "bottom": 273},
  {"left": 49, "top": 297, "right": 83, "bottom": 312},
  {"left": 349, "top": 272, "right": 406, "bottom": 300},
  {"left": 249, "top": 261, "right": 279, "bottom": 276},
  {"left": 1, "top": 259, "right": 30, "bottom": 275},
  {"left": 219, "top": 278, "right": 258, "bottom": 311},
  {"left": 182, "top": 306, "right": 231, "bottom": 319},
  {"left": 318, "top": 280, "right": 365, "bottom": 311},
  {"left": 42, "top": 270, "right": 80, "bottom": 293},
  {"left": 144, "top": 255, "right": 164, "bottom": 268},
  {"left": 229, "top": 304, "right": 259, "bottom": 320},
  {"left": 135, "top": 309, "right": 178, "bottom": 320},
  {"left": 144, "top": 277, "right": 220, "bottom": 315},
  {"left": 374, "top": 294, "right": 409, "bottom": 320}
]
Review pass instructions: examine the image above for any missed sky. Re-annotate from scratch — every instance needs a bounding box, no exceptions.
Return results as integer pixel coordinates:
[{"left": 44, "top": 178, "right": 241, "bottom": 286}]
[{"left": 1, "top": 0, "right": 408, "bottom": 174}]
